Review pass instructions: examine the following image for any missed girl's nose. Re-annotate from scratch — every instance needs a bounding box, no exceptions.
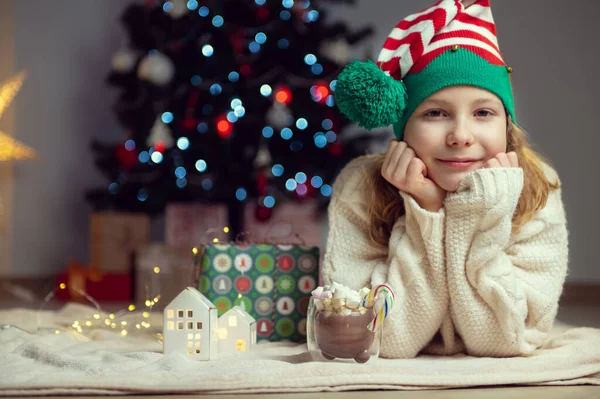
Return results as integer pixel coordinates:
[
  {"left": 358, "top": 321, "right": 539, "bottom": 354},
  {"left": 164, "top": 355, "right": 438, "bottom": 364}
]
[{"left": 447, "top": 120, "right": 474, "bottom": 147}]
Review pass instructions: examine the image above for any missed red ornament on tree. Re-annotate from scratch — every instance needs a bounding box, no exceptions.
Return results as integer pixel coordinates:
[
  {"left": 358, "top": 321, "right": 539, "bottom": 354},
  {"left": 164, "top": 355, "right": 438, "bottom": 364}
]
[
  {"left": 257, "top": 7, "right": 270, "bottom": 20},
  {"left": 182, "top": 89, "right": 199, "bottom": 131},
  {"left": 303, "top": 181, "right": 317, "bottom": 198},
  {"left": 182, "top": 118, "right": 197, "bottom": 131},
  {"left": 229, "top": 30, "right": 246, "bottom": 54},
  {"left": 295, "top": 183, "right": 308, "bottom": 198},
  {"left": 240, "top": 64, "right": 252, "bottom": 76},
  {"left": 256, "top": 169, "right": 269, "bottom": 196},
  {"left": 116, "top": 143, "right": 138, "bottom": 170},
  {"left": 310, "top": 82, "right": 330, "bottom": 104},
  {"left": 154, "top": 141, "right": 166, "bottom": 153},
  {"left": 215, "top": 114, "right": 233, "bottom": 139},
  {"left": 275, "top": 85, "right": 292, "bottom": 105},
  {"left": 328, "top": 142, "right": 343, "bottom": 157}
]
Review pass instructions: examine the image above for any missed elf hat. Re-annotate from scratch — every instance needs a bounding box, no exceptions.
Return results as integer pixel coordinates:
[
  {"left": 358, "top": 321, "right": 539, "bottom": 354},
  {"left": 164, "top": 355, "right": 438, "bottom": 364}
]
[{"left": 335, "top": 0, "right": 515, "bottom": 140}]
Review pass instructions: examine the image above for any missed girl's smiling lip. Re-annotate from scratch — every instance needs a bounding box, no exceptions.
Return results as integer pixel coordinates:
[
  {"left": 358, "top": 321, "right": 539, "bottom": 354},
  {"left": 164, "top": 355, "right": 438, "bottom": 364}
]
[{"left": 437, "top": 159, "right": 480, "bottom": 168}]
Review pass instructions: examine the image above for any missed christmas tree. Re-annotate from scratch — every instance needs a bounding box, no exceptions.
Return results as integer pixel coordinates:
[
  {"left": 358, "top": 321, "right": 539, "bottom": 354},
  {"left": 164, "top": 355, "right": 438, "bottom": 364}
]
[{"left": 86, "top": 0, "right": 381, "bottom": 233}]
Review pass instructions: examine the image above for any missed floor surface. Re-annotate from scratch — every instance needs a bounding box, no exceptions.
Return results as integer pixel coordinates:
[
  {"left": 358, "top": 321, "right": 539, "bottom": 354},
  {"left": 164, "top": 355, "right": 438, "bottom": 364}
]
[{"left": 1, "top": 296, "right": 599, "bottom": 398}]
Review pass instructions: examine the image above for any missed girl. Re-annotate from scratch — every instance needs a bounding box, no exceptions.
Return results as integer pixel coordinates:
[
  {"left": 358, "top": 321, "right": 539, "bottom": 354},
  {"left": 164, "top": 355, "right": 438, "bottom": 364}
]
[{"left": 322, "top": 0, "right": 568, "bottom": 359}]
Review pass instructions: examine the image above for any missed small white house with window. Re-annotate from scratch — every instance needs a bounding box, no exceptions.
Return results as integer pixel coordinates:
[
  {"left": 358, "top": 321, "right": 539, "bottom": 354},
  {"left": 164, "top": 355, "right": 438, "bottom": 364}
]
[
  {"left": 163, "top": 287, "right": 217, "bottom": 360},
  {"left": 217, "top": 306, "right": 257, "bottom": 353}
]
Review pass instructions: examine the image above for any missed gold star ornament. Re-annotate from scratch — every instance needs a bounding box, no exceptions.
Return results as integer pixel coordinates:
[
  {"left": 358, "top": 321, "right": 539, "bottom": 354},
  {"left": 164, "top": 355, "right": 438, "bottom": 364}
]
[{"left": 0, "top": 71, "right": 36, "bottom": 162}]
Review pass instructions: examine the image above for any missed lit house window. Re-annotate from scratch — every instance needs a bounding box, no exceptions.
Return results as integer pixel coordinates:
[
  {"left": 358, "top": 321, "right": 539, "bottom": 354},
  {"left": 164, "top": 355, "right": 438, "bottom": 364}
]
[
  {"left": 236, "top": 339, "right": 246, "bottom": 352},
  {"left": 229, "top": 316, "right": 237, "bottom": 327},
  {"left": 167, "top": 310, "right": 174, "bottom": 318},
  {"left": 167, "top": 321, "right": 174, "bottom": 330}
]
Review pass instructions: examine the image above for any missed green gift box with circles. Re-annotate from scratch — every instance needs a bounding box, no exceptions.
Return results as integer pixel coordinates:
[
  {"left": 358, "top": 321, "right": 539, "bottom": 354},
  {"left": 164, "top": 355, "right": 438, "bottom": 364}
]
[{"left": 195, "top": 243, "right": 320, "bottom": 342}]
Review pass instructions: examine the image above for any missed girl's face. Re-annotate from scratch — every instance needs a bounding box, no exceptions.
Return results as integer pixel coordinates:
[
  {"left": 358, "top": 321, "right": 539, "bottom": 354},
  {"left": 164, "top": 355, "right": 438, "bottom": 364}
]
[{"left": 403, "top": 85, "right": 508, "bottom": 192}]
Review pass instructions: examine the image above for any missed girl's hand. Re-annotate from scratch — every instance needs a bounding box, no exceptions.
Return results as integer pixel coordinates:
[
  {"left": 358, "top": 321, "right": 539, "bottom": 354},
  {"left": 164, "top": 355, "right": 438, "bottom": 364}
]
[
  {"left": 482, "top": 152, "right": 519, "bottom": 169},
  {"left": 381, "top": 140, "right": 447, "bottom": 212}
]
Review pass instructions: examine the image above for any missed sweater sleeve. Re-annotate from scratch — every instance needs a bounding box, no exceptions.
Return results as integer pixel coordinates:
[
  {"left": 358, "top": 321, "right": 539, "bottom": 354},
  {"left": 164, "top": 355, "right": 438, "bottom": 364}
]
[
  {"left": 443, "top": 167, "right": 569, "bottom": 357},
  {"left": 322, "top": 179, "right": 448, "bottom": 358}
]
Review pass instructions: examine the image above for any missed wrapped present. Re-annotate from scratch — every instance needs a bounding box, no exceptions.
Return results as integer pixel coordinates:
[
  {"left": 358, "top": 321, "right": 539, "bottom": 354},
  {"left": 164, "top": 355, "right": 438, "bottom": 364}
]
[
  {"left": 242, "top": 200, "right": 325, "bottom": 249},
  {"left": 135, "top": 243, "right": 192, "bottom": 308},
  {"left": 165, "top": 203, "right": 230, "bottom": 249},
  {"left": 55, "top": 260, "right": 132, "bottom": 302},
  {"left": 90, "top": 212, "right": 150, "bottom": 274},
  {"left": 194, "top": 242, "right": 319, "bottom": 343}
]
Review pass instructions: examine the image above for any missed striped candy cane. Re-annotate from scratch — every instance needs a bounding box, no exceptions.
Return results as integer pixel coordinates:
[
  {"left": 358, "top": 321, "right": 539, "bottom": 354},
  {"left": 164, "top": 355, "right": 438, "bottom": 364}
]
[
  {"left": 360, "top": 289, "right": 375, "bottom": 308},
  {"left": 364, "top": 284, "right": 395, "bottom": 332}
]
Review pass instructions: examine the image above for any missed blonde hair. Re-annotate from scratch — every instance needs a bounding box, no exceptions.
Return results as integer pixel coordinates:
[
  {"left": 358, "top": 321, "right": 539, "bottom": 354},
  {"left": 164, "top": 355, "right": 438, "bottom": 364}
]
[{"left": 367, "top": 121, "right": 561, "bottom": 247}]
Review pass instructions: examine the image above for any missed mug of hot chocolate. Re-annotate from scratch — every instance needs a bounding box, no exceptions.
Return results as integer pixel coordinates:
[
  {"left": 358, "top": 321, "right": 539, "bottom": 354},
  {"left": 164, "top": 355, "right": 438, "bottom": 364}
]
[{"left": 307, "top": 282, "right": 390, "bottom": 364}]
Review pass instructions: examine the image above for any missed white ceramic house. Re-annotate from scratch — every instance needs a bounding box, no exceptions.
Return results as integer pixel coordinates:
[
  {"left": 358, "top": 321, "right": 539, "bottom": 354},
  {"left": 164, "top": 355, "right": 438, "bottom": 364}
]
[
  {"left": 163, "top": 287, "right": 218, "bottom": 361},
  {"left": 217, "top": 306, "right": 257, "bottom": 353}
]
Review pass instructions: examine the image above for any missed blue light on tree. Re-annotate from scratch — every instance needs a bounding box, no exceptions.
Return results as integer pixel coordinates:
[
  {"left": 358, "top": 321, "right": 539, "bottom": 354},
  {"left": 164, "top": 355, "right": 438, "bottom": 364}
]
[
  {"left": 236, "top": 188, "right": 247, "bottom": 201},
  {"left": 295, "top": 172, "right": 307, "bottom": 184},
  {"left": 262, "top": 126, "right": 274, "bottom": 138},
  {"left": 195, "top": 159, "right": 207, "bottom": 172},
  {"left": 272, "top": 164, "right": 284, "bottom": 176},
  {"left": 161, "top": 112, "right": 174, "bottom": 124}
]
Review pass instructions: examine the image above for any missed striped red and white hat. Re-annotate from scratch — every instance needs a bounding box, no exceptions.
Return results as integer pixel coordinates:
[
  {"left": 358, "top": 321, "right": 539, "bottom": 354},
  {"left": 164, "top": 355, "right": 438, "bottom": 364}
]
[{"left": 335, "top": 0, "right": 515, "bottom": 140}]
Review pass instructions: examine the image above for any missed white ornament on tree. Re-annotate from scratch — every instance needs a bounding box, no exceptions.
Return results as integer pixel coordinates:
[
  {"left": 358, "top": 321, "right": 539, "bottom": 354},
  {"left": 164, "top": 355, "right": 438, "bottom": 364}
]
[
  {"left": 147, "top": 117, "right": 175, "bottom": 149},
  {"left": 266, "top": 102, "right": 293, "bottom": 129},
  {"left": 320, "top": 39, "right": 352, "bottom": 65},
  {"left": 111, "top": 49, "right": 137, "bottom": 73},
  {"left": 138, "top": 52, "right": 175, "bottom": 86},
  {"left": 254, "top": 144, "right": 272, "bottom": 169},
  {"left": 165, "top": 0, "right": 190, "bottom": 19}
]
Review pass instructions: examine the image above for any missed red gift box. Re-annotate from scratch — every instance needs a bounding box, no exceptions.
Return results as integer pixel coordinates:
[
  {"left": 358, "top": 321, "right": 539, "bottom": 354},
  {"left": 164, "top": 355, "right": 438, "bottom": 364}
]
[{"left": 54, "top": 260, "right": 132, "bottom": 302}]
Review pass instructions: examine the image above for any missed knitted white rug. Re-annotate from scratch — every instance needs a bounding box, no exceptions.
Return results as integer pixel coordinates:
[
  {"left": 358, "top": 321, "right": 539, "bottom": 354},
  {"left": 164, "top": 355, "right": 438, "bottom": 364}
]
[{"left": 1, "top": 303, "right": 599, "bottom": 395}]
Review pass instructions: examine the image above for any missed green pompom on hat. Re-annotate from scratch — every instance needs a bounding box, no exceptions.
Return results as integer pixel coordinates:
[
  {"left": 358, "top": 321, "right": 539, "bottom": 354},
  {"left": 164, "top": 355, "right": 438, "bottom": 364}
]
[
  {"left": 334, "top": 0, "right": 516, "bottom": 140},
  {"left": 335, "top": 60, "right": 407, "bottom": 130}
]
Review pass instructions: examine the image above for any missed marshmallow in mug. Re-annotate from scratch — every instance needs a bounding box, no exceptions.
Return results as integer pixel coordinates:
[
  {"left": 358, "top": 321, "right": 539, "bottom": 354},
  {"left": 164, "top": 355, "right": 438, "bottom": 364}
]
[{"left": 311, "top": 283, "right": 372, "bottom": 316}]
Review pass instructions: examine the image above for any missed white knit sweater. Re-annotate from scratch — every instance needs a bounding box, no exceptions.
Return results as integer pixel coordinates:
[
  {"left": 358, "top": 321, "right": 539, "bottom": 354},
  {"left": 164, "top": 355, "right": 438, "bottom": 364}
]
[{"left": 322, "top": 154, "right": 569, "bottom": 358}]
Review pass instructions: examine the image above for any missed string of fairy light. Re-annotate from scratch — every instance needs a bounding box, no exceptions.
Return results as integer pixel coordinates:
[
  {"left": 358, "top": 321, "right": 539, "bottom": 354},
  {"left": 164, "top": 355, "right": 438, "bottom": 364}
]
[
  {"left": 52, "top": 268, "right": 162, "bottom": 337},
  {"left": 110, "top": 0, "right": 338, "bottom": 207},
  {"left": 46, "top": 226, "right": 232, "bottom": 338}
]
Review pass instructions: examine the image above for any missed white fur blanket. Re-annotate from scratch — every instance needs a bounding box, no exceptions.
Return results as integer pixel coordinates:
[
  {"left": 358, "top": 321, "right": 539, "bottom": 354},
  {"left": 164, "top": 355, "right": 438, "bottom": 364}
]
[{"left": 1, "top": 303, "right": 599, "bottom": 396}]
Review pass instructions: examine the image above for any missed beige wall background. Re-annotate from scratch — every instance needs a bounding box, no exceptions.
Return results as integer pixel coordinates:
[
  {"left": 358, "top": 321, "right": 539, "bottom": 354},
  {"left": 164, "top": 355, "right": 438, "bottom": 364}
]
[
  {"left": 0, "top": 0, "right": 15, "bottom": 275},
  {"left": 1, "top": 0, "right": 599, "bottom": 282},
  {"left": 3, "top": 0, "right": 129, "bottom": 278}
]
